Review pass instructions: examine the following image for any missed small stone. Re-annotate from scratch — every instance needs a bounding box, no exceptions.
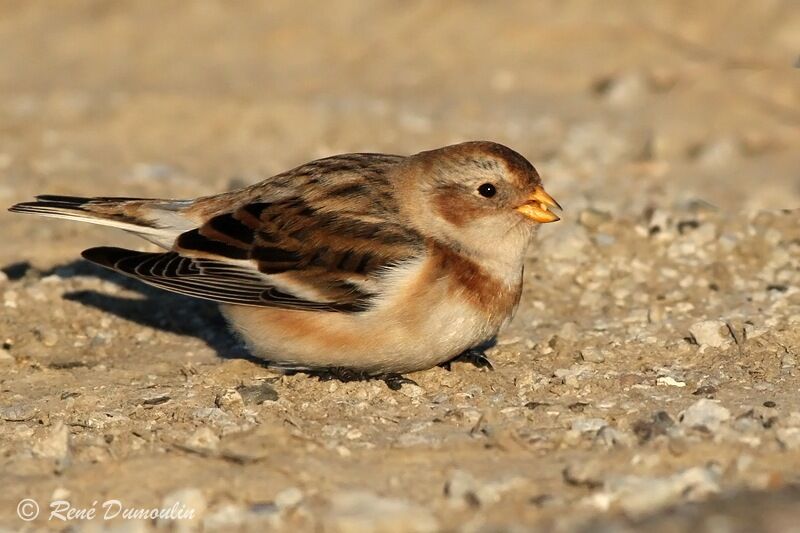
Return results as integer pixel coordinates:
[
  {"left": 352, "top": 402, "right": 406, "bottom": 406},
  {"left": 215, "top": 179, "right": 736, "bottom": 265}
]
[
  {"left": 215, "top": 389, "right": 245, "bottom": 414},
  {"left": 632, "top": 411, "right": 675, "bottom": 443},
  {"left": 184, "top": 427, "right": 220, "bottom": 453},
  {"left": 602, "top": 466, "right": 720, "bottom": 516},
  {"left": 325, "top": 491, "right": 438, "bottom": 533},
  {"left": 680, "top": 399, "right": 731, "bottom": 432},
  {"left": 656, "top": 376, "right": 686, "bottom": 388},
  {"left": 563, "top": 460, "right": 604, "bottom": 488},
  {"left": 398, "top": 383, "right": 424, "bottom": 398},
  {"left": 443, "top": 470, "right": 525, "bottom": 509},
  {"left": 274, "top": 487, "right": 303, "bottom": 509},
  {"left": 157, "top": 488, "right": 206, "bottom": 531},
  {"left": 580, "top": 347, "right": 605, "bottom": 363},
  {"left": 237, "top": 382, "right": 279, "bottom": 405},
  {"left": 1, "top": 403, "right": 37, "bottom": 421},
  {"left": 571, "top": 418, "right": 608, "bottom": 434},
  {"left": 689, "top": 320, "right": 731, "bottom": 348},
  {"left": 692, "top": 385, "right": 718, "bottom": 397},
  {"left": 192, "top": 407, "right": 238, "bottom": 431},
  {"left": 733, "top": 410, "right": 763, "bottom": 433},
  {"left": 554, "top": 366, "right": 587, "bottom": 386},
  {"left": 141, "top": 393, "right": 171, "bottom": 407},
  {"left": 594, "top": 426, "right": 633, "bottom": 448}
]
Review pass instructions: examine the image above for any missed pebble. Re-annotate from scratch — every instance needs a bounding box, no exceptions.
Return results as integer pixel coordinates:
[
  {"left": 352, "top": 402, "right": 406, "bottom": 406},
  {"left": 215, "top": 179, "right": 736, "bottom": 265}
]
[
  {"left": 215, "top": 389, "right": 245, "bottom": 414},
  {"left": 594, "top": 426, "right": 633, "bottom": 448},
  {"left": 580, "top": 347, "right": 605, "bottom": 363},
  {"left": 1, "top": 403, "right": 37, "bottom": 421},
  {"left": 680, "top": 399, "right": 731, "bottom": 432},
  {"left": 692, "top": 385, "right": 718, "bottom": 397},
  {"left": 656, "top": 376, "right": 686, "bottom": 388},
  {"left": 237, "top": 382, "right": 279, "bottom": 405},
  {"left": 632, "top": 411, "right": 675, "bottom": 443},
  {"left": 563, "top": 460, "right": 604, "bottom": 488},
  {"left": 571, "top": 418, "right": 608, "bottom": 434},
  {"left": 184, "top": 427, "right": 220, "bottom": 453},
  {"left": 274, "top": 487, "right": 304, "bottom": 509},
  {"left": 443, "top": 470, "right": 527, "bottom": 509},
  {"left": 599, "top": 466, "right": 720, "bottom": 516},
  {"left": 554, "top": 365, "right": 588, "bottom": 388},
  {"left": 398, "top": 383, "right": 424, "bottom": 398},
  {"left": 689, "top": 320, "right": 731, "bottom": 348},
  {"left": 324, "top": 491, "right": 438, "bottom": 533}
]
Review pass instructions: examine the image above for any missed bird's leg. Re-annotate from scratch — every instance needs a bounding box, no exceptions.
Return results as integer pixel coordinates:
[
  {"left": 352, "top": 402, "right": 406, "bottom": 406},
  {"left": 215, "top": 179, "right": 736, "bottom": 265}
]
[{"left": 440, "top": 347, "right": 495, "bottom": 371}]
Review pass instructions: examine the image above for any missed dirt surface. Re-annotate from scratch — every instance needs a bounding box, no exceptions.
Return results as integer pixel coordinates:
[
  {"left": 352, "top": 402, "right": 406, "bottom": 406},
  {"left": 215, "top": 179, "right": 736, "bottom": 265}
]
[{"left": 1, "top": 1, "right": 800, "bottom": 531}]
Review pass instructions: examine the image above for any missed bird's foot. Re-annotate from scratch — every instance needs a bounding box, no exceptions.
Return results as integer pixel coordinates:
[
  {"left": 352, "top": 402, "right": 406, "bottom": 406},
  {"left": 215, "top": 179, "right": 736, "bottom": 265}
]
[
  {"left": 311, "top": 367, "right": 418, "bottom": 391},
  {"left": 440, "top": 348, "right": 494, "bottom": 371},
  {"left": 379, "top": 373, "right": 419, "bottom": 391}
]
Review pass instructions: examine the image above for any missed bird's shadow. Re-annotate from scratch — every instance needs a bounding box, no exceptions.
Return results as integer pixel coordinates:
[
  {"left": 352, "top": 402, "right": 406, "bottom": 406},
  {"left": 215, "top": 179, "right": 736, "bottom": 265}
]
[
  {"left": 2, "top": 259, "right": 253, "bottom": 361},
  {"left": 2, "top": 260, "right": 499, "bottom": 381}
]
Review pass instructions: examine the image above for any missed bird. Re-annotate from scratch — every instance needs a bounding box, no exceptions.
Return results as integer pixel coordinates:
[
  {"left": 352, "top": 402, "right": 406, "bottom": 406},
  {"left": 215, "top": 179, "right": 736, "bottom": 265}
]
[{"left": 9, "top": 141, "right": 560, "bottom": 386}]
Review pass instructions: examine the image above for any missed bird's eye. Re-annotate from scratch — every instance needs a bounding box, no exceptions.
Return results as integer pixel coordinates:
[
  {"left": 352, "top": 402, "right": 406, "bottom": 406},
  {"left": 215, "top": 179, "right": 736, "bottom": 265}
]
[{"left": 477, "top": 183, "right": 496, "bottom": 198}]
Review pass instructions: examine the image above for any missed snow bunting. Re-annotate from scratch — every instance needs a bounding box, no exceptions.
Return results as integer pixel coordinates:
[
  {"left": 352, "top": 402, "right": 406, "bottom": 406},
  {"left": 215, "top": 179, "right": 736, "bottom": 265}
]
[{"left": 10, "top": 141, "right": 560, "bottom": 379}]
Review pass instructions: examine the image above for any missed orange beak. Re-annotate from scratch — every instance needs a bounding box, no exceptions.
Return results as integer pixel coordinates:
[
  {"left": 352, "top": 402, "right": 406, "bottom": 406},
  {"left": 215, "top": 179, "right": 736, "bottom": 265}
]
[{"left": 515, "top": 185, "right": 562, "bottom": 223}]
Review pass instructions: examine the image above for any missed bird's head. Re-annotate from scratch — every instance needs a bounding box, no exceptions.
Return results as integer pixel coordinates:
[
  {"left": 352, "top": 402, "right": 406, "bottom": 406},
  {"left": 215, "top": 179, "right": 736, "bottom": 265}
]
[{"left": 397, "top": 141, "right": 561, "bottom": 263}]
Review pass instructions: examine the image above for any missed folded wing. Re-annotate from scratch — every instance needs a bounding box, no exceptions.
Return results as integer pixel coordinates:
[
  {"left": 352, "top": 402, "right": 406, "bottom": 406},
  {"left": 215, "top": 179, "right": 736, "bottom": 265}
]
[{"left": 84, "top": 182, "right": 424, "bottom": 312}]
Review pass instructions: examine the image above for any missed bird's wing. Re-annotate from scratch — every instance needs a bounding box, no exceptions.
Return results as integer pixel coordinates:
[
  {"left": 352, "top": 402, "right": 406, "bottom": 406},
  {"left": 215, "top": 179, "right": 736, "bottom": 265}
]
[{"left": 83, "top": 156, "right": 425, "bottom": 312}]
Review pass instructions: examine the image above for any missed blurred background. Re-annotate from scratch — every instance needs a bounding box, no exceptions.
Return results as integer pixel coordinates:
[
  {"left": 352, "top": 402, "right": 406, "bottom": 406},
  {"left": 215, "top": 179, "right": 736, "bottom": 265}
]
[{"left": 1, "top": 0, "right": 798, "bottom": 264}]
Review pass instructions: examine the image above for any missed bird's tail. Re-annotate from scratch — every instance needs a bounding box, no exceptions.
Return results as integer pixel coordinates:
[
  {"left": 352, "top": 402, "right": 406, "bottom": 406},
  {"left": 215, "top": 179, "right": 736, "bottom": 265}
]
[{"left": 9, "top": 195, "right": 196, "bottom": 248}]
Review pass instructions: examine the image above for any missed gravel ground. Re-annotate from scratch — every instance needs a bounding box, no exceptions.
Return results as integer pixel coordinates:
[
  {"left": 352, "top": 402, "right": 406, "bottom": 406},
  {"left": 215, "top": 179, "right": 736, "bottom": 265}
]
[{"left": 1, "top": 1, "right": 800, "bottom": 531}]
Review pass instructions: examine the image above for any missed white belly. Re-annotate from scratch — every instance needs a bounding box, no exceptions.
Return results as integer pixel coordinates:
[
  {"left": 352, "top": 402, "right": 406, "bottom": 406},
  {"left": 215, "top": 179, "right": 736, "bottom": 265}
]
[{"left": 222, "top": 257, "right": 516, "bottom": 374}]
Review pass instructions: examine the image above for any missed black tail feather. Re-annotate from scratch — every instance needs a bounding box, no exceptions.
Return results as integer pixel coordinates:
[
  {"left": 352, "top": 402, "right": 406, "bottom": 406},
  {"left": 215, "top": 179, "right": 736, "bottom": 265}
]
[
  {"left": 81, "top": 246, "right": 144, "bottom": 269},
  {"left": 34, "top": 195, "right": 91, "bottom": 205}
]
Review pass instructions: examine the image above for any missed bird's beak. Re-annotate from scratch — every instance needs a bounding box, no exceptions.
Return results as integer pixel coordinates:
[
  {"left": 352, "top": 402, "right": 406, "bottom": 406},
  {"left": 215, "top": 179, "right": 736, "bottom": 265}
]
[{"left": 515, "top": 186, "right": 562, "bottom": 223}]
